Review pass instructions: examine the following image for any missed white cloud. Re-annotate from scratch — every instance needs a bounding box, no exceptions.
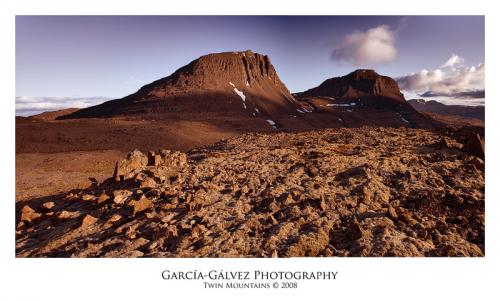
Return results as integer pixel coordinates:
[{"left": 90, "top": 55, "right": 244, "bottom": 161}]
[
  {"left": 16, "top": 96, "right": 112, "bottom": 116},
  {"left": 441, "top": 54, "right": 464, "bottom": 69},
  {"left": 397, "top": 55, "right": 484, "bottom": 104},
  {"left": 331, "top": 25, "right": 397, "bottom": 65}
]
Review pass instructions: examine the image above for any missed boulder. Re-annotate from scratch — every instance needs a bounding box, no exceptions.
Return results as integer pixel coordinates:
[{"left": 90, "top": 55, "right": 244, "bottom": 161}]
[
  {"left": 113, "top": 149, "right": 148, "bottom": 181},
  {"left": 128, "top": 196, "right": 154, "bottom": 215},
  {"left": 81, "top": 214, "right": 98, "bottom": 228},
  {"left": 159, "top": 149, "right": 188, "bottom": 168},
  {"left": 463, "top": 133, "right": 485, "bottom": 159},
  {"left": 113, "top": 190, "right": 133, "bottom": 204}
]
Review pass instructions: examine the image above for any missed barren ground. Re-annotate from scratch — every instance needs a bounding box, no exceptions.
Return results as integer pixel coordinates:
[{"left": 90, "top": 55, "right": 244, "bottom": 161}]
[{"left": 16, "top": 127, "right": 484, "bottom": 257}]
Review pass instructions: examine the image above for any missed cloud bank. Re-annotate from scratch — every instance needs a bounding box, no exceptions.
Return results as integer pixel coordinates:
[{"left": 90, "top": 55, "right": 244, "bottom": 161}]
[
  {"left": 397, "top": 54, "right": 485, "bottom": 105},
  {"left": 331, "top": 25, "right": 397, "bottom": 65},
  {"left": 16, "top": 96, "right": 112, "bottom": 116},
  {"left": 441, "top": 54, "right": 464, "bottom": 69}
]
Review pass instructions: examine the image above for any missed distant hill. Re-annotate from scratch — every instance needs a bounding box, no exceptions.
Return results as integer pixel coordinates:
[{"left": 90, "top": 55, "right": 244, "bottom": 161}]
[
  {"left": 408, "top": 99, "right": 484, "bottom": 126},
  {"left": 293, "top": 69, "right": 434, "bottom": 129}
]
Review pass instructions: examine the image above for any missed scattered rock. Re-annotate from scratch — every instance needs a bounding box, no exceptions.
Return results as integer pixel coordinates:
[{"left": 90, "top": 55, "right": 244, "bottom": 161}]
[
  {"left": 97, "top": 192, "right": 110, "bottom": 204},
  {"left": 42, "top": 202, "right": 55, "bottom": 210},
  {"left": 58, "top": 210, "right": 80, "bottom": 219},
  {"left": 113, "top": 149, "right": 148, "bottom": 181},
  {"left": 108, "top": 214, "right": 122, "bottom": 223},
  {"left": 140, "top": 177, "right": 157, "bottom": 189},
  {"left": 15, "top": 128, "right": 484, "bottom": 258},
  {"left": 113, "top": 190, "right": 133, "bottom": 204},
  {"left": 81, "top": 214, "right": 98, "bottom": 228},
  {"left": 81, "top": 194, "right": 94, "bottom": 201},
  {"left": 128, "top": 196, "right": 154, "bottom": 215},
  {"left": 20, "top": 205, "right": 41, "bottom": 223}
]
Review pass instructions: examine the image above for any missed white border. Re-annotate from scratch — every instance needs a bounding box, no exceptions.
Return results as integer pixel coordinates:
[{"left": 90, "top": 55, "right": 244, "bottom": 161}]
[{"left": 1, "top": 1, "right": 497, "bottom": 300}]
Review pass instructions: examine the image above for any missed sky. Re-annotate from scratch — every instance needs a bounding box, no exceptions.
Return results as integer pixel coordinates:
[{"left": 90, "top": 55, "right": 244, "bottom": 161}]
[{"left": 16, "top": 16, "right": 485, "bottom": 116}]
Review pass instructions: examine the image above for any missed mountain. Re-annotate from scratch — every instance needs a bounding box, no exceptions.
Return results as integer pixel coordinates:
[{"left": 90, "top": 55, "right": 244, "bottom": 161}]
[
  {"left": 297, "top": 69, "right": 404, "bottom": 101},
  {"left": 60, "top": 50, "right": 301, "bottom": 119},
  {"left": 408, "top": 99, "right": 484, "bottom": 126},
  {"left": 58, "top": 53, "right": 436, "bottom": 129},
  {"left": 294, "top": 69, "right": 434, "bottom": 128}
]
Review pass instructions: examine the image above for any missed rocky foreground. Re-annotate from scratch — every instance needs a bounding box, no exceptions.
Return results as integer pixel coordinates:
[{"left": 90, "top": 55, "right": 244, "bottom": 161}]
[{"left": 16, "top": 127, "right": 485, "bottom": 257}]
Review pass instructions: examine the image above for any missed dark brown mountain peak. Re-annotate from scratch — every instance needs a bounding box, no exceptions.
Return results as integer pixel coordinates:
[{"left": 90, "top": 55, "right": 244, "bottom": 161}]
[
  {"left": 296, "top": 69, "right": 404, "bottom": 101},
  {"left": 134, "top": 50, "right": 287, "bottom": 99},
  {"left": 346, "top": 69, "right": 380, "bottom": 80},
  {"left": 59, "top": 50, "right": 299, "bottom": 119}
]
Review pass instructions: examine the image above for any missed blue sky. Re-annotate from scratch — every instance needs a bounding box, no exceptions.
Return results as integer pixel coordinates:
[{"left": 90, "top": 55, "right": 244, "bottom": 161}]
[{"left": 16, "top": 16, "right": 485, "bottom": 115}]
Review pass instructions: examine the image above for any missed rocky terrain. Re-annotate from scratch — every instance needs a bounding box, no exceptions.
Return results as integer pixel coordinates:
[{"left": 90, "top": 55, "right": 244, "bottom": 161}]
[
  {"left": 15, "top": 50, "right": 485, "bottom": 257},
  {"left": 16, "top": 127, "right": 484, "bottom": 257}
]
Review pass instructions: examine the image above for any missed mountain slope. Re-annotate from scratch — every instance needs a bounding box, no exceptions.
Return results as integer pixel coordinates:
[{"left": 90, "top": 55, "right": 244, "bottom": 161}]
[
  {"left": 294, "top": 70, "right": 435, "bottom": 128},
  {"left": 60, "top": 50, "right": 301, "bottom": 119}
]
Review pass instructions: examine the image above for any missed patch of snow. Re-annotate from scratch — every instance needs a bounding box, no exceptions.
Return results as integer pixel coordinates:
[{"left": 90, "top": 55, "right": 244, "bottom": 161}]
[
  {"left": 327, "top": 104, "right": 350, "bottom": 107},
  {"left": 232, "top": 86, "right": 247, "bottom": 109},
  {"left": 291, "top": 115, "right": 297, "bottom": 118},
  {"left": 266, "top": 119, "right": 277, "bottom": 129},
  {"left": 397, "top": 113, "right": 410, "bottom": 124},
  {"left": 254, "top": 108, "right": 260, "bottom": 113},
  {"left": 296, "top": 109, "right": 305, "bottom": 113},
  {"left": 338, "top": 118, "right": 342, "bottom": 122},
  {"left": 252, "top": 112, "right": 256, "bottom": 116},
  {"left": 229, "top": 82, "right": 235, "bottom": 88},
  {"left": 327, "top": 102, "right": 357, "bottom": 107},
  {"left": 246, "top": 81, "right": 250, "bottom": 86},
  {"left": 346, "top": 109, "right": 353, "bottom": 112}
]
